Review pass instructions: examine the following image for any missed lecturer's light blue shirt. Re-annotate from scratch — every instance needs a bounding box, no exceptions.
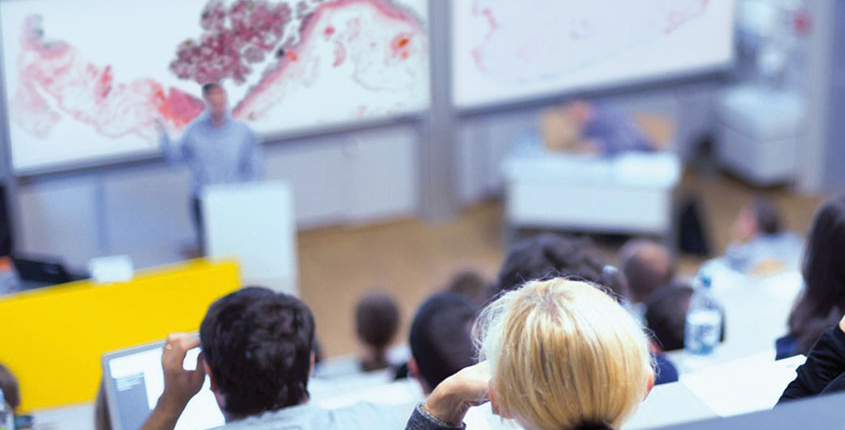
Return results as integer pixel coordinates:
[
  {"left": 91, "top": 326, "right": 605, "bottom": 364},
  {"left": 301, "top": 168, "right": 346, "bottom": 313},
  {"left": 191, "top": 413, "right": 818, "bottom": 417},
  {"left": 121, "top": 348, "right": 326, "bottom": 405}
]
[{"left": 160, "top": 112, "right": 263, "bottom": 197}]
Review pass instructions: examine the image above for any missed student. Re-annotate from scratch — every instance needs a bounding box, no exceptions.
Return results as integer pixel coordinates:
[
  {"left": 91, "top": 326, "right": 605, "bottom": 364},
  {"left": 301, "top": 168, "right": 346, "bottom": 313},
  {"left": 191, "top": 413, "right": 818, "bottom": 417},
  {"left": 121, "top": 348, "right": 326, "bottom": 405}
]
[
  {"left": 618, "top": 239, "right": 676, "bottom": 304},
  {"left": 725, "top": 197, "right": 803, "bottom": 275},
  {"left": 645, "top": 283, "right": 695, "bottom": 352},
  {"left": 140, "top": 287, "right": 410, "bottom": 430},
  {"left": 496, "top": 233, "right": 629, "bottom": 300},
  {"left": 496, "top": 233, "right": 677, "bottom": 384},
  {"left": 779, "top": 314, "right": 845, "bottom": 403},
  {"left": 406, "top": 279, "right": 654, "bottom": 430},
  {"left": 443, "top": 270, "right": 495, "bottom": 307},
  {"left": 355, "top": 291, "right": 401, "bottom": 371},
  {"left": 408, "top": 292, "right": 478, "bottom": 393},
  {"left": 778, "top": 195, "right": 845, "bottom": 359}
]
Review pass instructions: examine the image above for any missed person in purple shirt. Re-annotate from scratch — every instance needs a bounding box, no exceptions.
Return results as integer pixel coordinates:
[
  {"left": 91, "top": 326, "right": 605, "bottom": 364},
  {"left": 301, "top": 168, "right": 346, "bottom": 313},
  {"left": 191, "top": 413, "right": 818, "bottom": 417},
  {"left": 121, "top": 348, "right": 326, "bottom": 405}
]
[
  {"left": 540, "top": 100, "right": 655, "bottom": 156},
  {"left": 157, "top": 83, "right": 263, "bottom": 255}
]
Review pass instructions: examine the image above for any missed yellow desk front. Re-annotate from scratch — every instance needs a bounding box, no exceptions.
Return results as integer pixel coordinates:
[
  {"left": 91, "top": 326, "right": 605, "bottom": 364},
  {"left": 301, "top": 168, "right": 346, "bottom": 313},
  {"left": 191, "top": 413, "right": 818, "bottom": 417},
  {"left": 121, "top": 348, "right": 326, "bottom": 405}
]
[{"left": 0, "top": 259, "right": 240, "bottom": 411}]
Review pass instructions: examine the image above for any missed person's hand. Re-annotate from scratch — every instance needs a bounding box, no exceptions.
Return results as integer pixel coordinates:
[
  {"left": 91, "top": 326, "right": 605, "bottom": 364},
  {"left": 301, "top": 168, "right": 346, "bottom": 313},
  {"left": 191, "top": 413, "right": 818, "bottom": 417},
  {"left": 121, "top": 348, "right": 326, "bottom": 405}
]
[
  {"left": 423, "top": 362, "right": 490, "bottom": 426},
  {"left": 140, "top": 334, "right": 205, "bottom": 430},
  {"left": 154, "top": 118, "right": 167, "bottom": 136},
  {"left": 160, "top": 334, "right": 205, "bottom": 409},
  {"left": 839, "top": 314, "right": 845, "bottom": 335}
]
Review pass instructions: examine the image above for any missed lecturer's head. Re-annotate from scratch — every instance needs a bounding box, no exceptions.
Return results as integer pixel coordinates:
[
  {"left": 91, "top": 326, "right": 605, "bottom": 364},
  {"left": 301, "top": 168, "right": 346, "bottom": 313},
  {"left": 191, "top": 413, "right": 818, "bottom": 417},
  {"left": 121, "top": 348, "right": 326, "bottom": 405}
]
[
  {"left": 202, "top": 82, "right": 227, "bottom": 118},
  {"left": 200, "top": 287, "right": 315, "bottom": 419},
  {"left": 477, "top": 278, "right": 654, "bottom": 430}
]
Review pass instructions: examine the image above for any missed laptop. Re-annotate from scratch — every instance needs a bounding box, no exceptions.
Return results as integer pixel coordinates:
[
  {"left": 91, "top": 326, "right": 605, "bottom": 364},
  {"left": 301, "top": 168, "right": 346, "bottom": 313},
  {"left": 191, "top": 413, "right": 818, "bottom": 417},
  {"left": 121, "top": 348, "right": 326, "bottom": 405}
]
[
  {"left": 101, "top": 341, "right": 224, "bottom": 430},
  {"left": 11, "top": 254, "right": 86, "bottom": 290}
]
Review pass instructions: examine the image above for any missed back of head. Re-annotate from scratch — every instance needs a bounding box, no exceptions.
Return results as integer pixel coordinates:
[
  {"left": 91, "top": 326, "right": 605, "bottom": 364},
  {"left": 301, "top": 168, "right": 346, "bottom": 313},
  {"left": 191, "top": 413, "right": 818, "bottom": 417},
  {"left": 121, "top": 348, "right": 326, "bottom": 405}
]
[
  {"left": 789, "top": 195, "right": 845, "bottom": 354},
  {"left": 477, "top": 279, "right": 652, "bottom": 430},
  {"left": 409, "top": 292, "right": 478, "bottom": 391},
  {"left": 619, "top": 239, "right": 676, "bottom": 303},
  {"left": 753, "top": 197, "right": 782, "bottom": 236},
  {"left": 200, "top": 286, "right": 315, "bottom": 416},
  {"left": 355, "top": 290, "right": 400, "bottom": 351},
  {"left": 645, "top": 283, "right": 694, "bottom": 351},
  {"left": 497, "top": 233, "right": 629, "bottom": 300},
  {"left": 445, "top": 270, "right": 495, "bottom": 306},
  {"left": 0, "top": 363, "right": 19, "bottom": 410}
]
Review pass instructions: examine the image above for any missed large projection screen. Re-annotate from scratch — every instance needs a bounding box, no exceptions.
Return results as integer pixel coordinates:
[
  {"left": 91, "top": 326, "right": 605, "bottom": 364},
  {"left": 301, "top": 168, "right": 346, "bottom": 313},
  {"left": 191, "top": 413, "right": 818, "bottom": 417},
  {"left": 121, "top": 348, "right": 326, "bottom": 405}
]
[
  {"left": 1, "top": 0, "right": 429, "bottom": 174},
  {"left": 451, "top": 0, "right": 735, "bottom": 110}
]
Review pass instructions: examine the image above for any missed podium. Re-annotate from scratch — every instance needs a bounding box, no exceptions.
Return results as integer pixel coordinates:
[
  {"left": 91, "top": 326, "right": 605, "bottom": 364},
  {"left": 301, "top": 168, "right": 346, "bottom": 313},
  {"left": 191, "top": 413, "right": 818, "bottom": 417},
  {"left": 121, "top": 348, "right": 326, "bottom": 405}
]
[{"left": 202, "top": 181, "right": 298, "bottom": 295}]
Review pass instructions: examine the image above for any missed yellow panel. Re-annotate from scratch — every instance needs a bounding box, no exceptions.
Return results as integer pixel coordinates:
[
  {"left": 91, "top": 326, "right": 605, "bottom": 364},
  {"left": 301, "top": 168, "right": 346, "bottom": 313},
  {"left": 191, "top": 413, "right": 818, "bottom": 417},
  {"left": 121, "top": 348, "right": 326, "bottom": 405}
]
[{"left": 0, "top": 259, "right": 240, "bottom": 411}]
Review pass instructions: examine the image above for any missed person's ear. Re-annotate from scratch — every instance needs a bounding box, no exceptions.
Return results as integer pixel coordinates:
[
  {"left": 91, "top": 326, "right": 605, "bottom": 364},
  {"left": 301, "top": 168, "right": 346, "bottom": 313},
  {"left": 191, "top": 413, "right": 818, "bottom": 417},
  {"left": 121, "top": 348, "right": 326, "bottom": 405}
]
[
  {"left": 408, "top": 357, "right": 432, "bottom": 394},
  {"left": 644, "top": 368, "right": 655, "bottom": 401},
  {"left": 489, "top": 380, "right": 513, "bottom": 419},
  {"left": 204, "top": 361, "right": 216, "bottom": 392},
  {"left": 205, "top": 361, "right": 226, "bottom": 412}
]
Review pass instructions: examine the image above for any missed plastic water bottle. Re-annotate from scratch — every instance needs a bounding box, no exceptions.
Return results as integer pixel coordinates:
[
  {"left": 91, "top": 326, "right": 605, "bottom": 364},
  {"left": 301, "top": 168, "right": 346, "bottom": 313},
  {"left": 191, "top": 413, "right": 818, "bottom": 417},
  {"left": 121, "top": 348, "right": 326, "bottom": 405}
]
[
  {"left": 684, "top": 269, "right": 723, "bottom": 356},
  {"left": 0, "top": 388, "right": 12, "bottom": 430}
]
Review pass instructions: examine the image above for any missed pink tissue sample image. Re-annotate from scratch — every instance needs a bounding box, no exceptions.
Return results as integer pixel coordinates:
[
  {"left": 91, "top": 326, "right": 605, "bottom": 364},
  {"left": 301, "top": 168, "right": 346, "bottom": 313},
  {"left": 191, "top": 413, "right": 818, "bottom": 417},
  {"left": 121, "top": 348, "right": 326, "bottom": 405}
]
[{"left": 9, "top": 0, "right": 427, "bottom": 142}]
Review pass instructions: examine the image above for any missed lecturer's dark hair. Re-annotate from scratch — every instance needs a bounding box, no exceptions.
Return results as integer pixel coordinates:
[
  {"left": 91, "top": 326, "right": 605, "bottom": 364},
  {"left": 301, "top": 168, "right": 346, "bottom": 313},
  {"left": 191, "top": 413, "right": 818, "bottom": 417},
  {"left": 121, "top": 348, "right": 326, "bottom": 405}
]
[
  {"left": 788, "top": 195, "right": 845, "bottom": 355},
  {"left": 200, "top": 286, "right": 315, "bottom": 416},
  {"left": 202, "top": 82, "right": 223, "bottom": 96}
]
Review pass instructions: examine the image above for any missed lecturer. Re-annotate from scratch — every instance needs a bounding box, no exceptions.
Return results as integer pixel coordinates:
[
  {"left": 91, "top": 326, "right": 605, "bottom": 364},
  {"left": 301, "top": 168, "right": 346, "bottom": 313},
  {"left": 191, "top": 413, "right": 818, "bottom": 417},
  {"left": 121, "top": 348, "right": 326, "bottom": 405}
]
[{"left": 157, "top": 82, "right": 263, "bottom": 255}]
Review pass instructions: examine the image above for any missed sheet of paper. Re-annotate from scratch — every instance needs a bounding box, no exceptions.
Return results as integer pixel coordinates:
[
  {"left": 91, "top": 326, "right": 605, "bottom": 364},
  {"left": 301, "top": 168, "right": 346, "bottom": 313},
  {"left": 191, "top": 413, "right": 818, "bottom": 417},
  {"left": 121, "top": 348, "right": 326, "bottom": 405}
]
[{"left": 680, "top": 351, "right": 806, "bottom": 417}]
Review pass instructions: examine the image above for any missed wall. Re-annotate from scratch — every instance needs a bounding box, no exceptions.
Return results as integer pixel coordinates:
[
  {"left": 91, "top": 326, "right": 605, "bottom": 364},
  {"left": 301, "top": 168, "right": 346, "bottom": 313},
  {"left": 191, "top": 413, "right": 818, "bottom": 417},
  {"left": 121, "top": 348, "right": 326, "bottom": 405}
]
[{"left": 16, "top": 124, "right": 420, "bottom": 269}]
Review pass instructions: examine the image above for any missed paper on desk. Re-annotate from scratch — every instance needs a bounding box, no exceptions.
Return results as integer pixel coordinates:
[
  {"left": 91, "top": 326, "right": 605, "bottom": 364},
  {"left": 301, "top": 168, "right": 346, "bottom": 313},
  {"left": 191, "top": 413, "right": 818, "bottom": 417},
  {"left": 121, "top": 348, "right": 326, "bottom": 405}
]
[
  {"left": 680, "top": 351, "right": 805, "bottom": 417},
  {"left": 464, "top": 404, "right": 522, "bottom": 430}
]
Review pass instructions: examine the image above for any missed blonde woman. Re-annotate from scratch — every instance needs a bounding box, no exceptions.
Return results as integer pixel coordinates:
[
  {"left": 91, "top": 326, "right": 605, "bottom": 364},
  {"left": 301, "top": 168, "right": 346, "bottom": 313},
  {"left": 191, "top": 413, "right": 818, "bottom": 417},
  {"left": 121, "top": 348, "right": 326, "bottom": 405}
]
[{"left": 405, "top": 278, "right": 654, "bottom": 430}]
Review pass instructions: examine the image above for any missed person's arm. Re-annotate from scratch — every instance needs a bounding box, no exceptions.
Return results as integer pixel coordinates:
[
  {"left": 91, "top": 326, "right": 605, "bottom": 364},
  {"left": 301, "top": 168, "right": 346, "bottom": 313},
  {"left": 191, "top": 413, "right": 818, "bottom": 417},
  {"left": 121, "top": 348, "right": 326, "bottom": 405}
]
[
  {"left": 157, "top": 120, "right": 190, "bottom": 163},
  {"left": 778, "top": 316, "right": 845, "bottom": 404},
  {"left": 240, "top": 128, "right": 263, "bottom": 181},
  {"left": 140, "top": 334, "right": 206, "bottom": 430},
  {"left": 404, "top": 362, "right": 489, "bottom": 430}
]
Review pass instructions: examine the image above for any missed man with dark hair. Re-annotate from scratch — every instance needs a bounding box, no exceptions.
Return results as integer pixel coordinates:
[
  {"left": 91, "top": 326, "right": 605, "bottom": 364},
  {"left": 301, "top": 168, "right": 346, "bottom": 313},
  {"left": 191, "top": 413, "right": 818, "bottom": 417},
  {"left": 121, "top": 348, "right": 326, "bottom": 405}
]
[
  {"left": 618, "top": 239, "right": 676, "bottom": 304},
  {"left": 408, "top": 292, "right": 478, "bottom": 393},
  {"left": 157, "top": 82, "right": 263, "bottom": 255},
  {"left": 496, "top": 233, "right": 629, "bottom": 300},
  {"left": 355, "top": 291, "right": 401, "bottom": 371},
  {"left": 141, "top": 287, "right": 410, "bottom": 430},
  {"left": 644, "top": 283, "right": 694, "bottom": 352}
]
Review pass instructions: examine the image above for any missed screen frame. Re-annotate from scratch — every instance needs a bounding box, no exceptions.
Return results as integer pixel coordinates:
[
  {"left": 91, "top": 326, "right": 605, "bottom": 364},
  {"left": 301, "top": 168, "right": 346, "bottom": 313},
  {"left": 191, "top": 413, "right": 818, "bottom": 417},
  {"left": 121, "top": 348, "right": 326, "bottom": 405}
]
[{"left": 449, "top": 0, "right": 738, "bottom": 114}]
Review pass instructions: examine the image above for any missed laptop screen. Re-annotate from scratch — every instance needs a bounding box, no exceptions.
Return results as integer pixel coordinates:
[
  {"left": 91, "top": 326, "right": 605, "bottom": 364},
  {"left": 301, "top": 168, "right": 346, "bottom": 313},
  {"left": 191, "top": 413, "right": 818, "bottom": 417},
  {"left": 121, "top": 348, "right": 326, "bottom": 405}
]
[{"left": 102, "top": 342, "right": 225, "bottom": 430}]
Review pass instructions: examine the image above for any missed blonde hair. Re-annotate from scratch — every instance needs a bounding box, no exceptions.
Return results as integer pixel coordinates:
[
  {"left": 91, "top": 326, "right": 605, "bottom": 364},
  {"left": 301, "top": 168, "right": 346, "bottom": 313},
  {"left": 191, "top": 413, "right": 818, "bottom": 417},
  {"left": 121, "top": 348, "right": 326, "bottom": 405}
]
[{"left": 476, "top": 278, "right": 652, "bottom": 430}]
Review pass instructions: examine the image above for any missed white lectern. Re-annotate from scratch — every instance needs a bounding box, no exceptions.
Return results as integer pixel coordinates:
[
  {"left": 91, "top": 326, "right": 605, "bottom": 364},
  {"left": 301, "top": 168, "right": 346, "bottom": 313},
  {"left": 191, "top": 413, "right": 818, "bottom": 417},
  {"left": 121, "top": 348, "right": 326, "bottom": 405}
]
[{"left": 201, "top": 181, "right": 298, "bottom": 296}]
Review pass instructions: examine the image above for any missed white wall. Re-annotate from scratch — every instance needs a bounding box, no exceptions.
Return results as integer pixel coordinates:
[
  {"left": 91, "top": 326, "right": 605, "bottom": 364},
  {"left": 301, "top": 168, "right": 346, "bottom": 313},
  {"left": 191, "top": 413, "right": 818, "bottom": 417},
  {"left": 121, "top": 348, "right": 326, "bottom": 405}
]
[{"left": 16, "top": 124, "right": 420, "bottom": 270}]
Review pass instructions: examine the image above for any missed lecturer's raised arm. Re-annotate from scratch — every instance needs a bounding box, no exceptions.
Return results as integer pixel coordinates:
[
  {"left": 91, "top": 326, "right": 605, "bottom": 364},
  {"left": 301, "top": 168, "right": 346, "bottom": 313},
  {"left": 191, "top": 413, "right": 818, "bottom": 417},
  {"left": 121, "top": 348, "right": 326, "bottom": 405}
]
[{"left": 156, "top": 118, "right": 190, "bottom": 163}]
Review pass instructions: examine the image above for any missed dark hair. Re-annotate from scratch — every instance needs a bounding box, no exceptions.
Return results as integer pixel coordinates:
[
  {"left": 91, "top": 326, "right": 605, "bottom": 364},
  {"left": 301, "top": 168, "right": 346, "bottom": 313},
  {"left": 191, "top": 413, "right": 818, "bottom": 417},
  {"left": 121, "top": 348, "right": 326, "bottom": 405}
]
[
  {"left": 200, "top": 286, "right": 315, "bottom": 416},
  {"left": 409, "top": 292, "right": 478, "bottom": 391},
  {"left": 788, "top": 195, "right": 845, "bottom": 354},
  {"left": 202, "top": 82, "right": 223, "bottom": 96},
  {"left": 619, "top": 239, "right": 676, "bottom": 303},
  {"left": 355, "top": 291, "right": 400, "bottom": 350},
  {"left": 0, "top": 363, "right": 19, "bottom": 410},
  {"left": 444, "top": 270, "right": 495, "bottom": 306},
  {"left": 753, "top": 197, "right": 782, "bottom": 235},
  {"left": 496, "top": 233, "right": 629, "bottom": 300},
  {"left": 645, "top": 284, "right": 694, "bottom": 351}
]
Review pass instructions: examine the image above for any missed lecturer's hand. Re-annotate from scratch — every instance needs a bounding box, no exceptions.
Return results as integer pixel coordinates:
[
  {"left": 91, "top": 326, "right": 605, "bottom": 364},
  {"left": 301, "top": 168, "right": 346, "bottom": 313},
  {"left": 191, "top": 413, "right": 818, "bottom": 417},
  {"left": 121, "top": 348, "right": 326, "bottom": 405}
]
[
  {"left": 423, "top": 362, "right": 491, "bottom": 426},
  {"left": 839, "top": 314, "right": 845, "bottom": 335},
  {"left": 154, "top": 118, "right": 167, "bottom": 136},
  {"left": 140, "top": 334, "right": 205, "bottom": 430}
]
